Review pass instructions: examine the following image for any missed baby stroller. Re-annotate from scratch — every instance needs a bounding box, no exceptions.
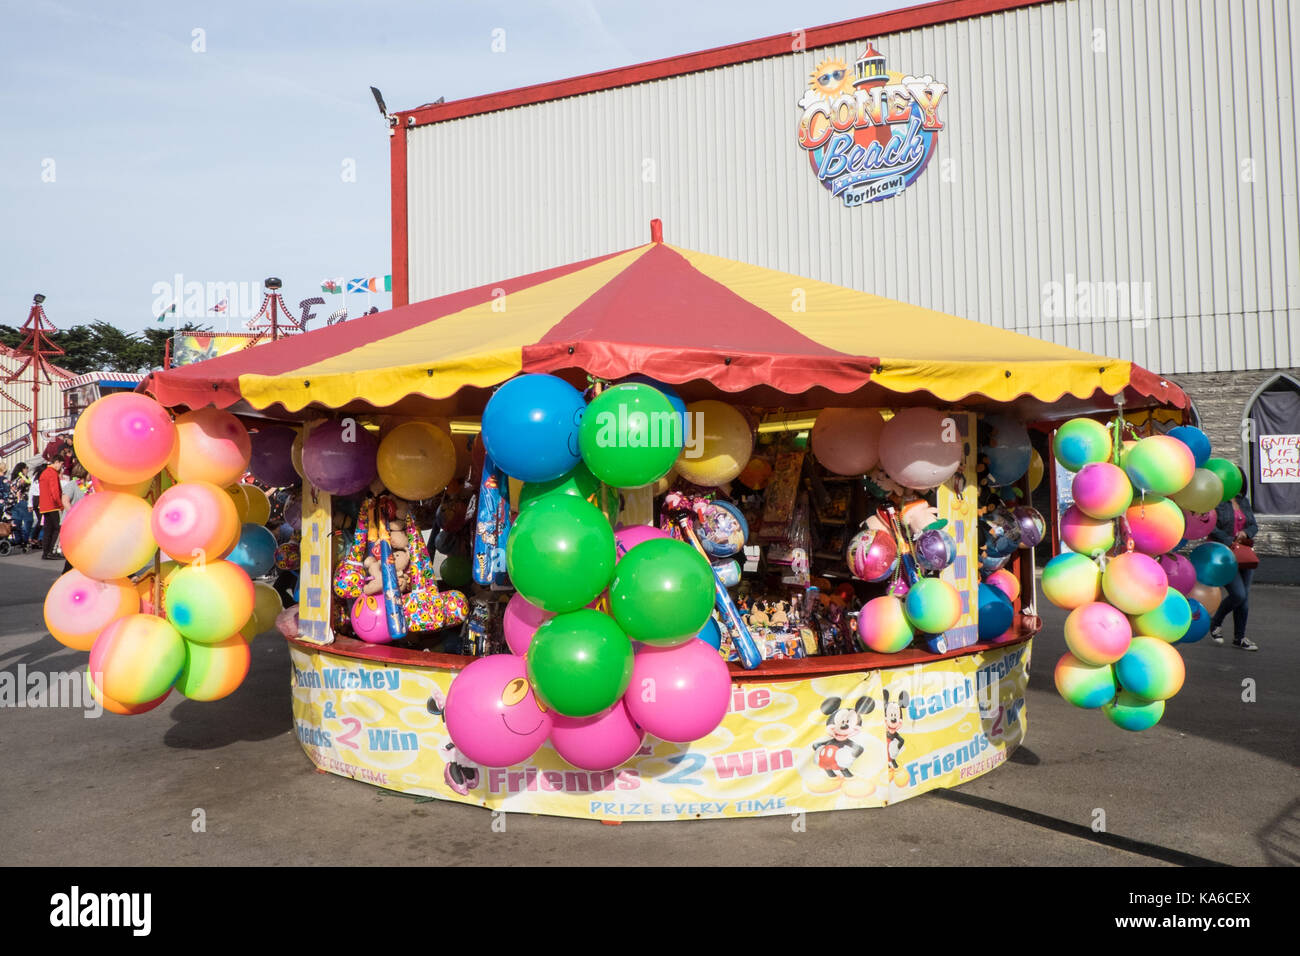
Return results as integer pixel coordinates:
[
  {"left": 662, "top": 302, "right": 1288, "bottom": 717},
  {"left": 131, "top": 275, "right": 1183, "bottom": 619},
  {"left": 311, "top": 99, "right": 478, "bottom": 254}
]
[{"left": 0, "top": 508, "right": 14, "bottom": 557}]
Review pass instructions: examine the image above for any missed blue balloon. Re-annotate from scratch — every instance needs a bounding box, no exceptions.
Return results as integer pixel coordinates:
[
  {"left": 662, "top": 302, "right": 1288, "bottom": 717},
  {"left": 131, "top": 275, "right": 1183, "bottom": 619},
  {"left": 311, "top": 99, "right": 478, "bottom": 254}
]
[
  {"left": 1177, "top": 597, "right": 1211, "bottom": 644},
  {"left": 1189, "top": 541, "right": 1238, "bottom": 587},
  {"left": 696, "top": 615, "right": 722, "bottom": 650},
  {"left": 981, "top": 414, "right": 1032, "bottom": 486},
  {"left": 481, "top": 374, "right": 586, "bottom": 483},
  {"left": 977, "top": 583, "right": 1014, "bottom": 640},
  {"left": 228, "top": 522, "right": 278, "bottom": 578},
  {"left": 1168, "top": 426, "right": 1212, "bottom": 468}
]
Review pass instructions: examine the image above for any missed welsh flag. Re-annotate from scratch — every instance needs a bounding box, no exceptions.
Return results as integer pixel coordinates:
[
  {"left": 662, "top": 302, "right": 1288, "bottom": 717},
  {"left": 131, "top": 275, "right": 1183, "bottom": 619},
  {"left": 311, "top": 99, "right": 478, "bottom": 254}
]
[{"left": 321, "top": 278, "right": 344, "bottom": 294}]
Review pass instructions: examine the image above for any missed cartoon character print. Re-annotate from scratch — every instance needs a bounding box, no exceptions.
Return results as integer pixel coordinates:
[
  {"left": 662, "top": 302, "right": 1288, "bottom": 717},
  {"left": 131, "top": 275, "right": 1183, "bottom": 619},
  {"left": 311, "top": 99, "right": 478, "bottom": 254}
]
[
  {"left": 807, "top": 695, "right": 877, "bottom": 798},
  {"left": 882, "top": 688, "right": 910, "bottom": 785},
  {"left": 427, "top": 684, "right": 479, "bottom": 796}
]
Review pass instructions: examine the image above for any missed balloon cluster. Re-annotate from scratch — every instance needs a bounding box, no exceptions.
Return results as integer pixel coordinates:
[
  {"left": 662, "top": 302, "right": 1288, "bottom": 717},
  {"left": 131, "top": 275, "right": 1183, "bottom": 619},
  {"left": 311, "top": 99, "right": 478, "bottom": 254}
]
[
  {"left": 1046, "top": 420, "right": 1238, "bottom": 731},
  {"left": 811, "top": 407, "right": 964, "bottom": 490},
  {"left": 44, "top": 394, "right": 285, "bottom": 713},
  {"left": 443, "top": 374, "right": 734, "bottom": 770}
]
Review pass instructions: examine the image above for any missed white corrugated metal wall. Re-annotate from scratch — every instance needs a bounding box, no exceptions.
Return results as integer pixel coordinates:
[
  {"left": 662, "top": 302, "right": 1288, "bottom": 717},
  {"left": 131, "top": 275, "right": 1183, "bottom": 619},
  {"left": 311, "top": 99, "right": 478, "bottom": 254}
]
[
  {"left": 406, "top": 0, "right": 1299, "bottom": 376},
  {"left": 0, "top": 351, "right": 69, "bottom": 474}
]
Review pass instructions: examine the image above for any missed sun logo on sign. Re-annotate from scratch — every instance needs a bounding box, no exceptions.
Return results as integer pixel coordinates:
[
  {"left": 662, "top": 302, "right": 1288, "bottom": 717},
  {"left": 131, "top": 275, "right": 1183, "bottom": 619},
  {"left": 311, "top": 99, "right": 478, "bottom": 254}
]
[{"left": 808, "top": 58, "right": 853, "bottom": 100}]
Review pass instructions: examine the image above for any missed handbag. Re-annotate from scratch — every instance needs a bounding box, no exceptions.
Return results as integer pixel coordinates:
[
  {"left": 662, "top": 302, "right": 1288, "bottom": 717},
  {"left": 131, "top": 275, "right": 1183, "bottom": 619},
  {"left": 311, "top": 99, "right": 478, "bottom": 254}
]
[{"left": 1230, "top": 540, "right": 1259, "bottom": 569}]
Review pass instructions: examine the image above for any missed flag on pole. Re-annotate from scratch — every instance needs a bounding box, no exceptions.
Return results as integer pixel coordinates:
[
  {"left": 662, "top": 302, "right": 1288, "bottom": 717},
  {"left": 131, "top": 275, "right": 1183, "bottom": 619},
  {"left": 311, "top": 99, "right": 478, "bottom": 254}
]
[
  {"left": 211, "top": 299, "right": 228, "bottom": 314},
  {"left": 345, "top": 276, "right": 393, "bottom": 293},
  {"left": 155, "top": 302, "right": 177, "bottom": 323},
  {"left": 321, "top": 279, "right": 344, "bottom": 294}
]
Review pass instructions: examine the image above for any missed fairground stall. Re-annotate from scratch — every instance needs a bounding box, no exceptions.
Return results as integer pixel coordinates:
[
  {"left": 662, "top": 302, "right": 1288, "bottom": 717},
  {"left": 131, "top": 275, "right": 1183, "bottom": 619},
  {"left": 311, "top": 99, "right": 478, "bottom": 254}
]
[{"left": 51, "top": 227, "right": 1223, "bottom": 823}]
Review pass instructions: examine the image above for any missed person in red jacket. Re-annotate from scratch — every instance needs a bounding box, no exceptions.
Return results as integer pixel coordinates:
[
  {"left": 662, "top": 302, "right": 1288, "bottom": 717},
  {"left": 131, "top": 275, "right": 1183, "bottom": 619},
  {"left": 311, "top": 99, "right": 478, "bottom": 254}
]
[{"left": 38, "top": 459, "right": 65, "bottom": 560}]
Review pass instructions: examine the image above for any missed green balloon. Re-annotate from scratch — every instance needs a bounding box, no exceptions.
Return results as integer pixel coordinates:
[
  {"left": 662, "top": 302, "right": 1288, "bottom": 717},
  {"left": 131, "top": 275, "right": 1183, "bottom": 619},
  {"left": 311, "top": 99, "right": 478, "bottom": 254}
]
[
  {"left": 1203, "top": 457, "right": 1243, "bottom": 502},
  {"left": 518, "top": 462, "right": 617, "bottom": 514},
  {"left": 525, "top": 609, "right": 633, "bottom": 717},
  {"left": 609, "top": 537, "right": 715, "bottom": 646},
  {"left": 439, "top": 554, "right": 472, "bottom": 590},
  {"left": 578, "top": 383, "right": 682, "bottom": 489},
  {"left": 506, "top": 494, "right": 616, "bottom": 612}
]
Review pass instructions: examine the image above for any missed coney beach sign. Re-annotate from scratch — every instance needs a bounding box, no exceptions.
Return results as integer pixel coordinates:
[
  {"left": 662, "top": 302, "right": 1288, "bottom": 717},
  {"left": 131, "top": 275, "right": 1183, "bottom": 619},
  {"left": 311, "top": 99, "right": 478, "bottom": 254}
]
[{"left": 797, "top": 42, "right": 947, "bottom": 206}]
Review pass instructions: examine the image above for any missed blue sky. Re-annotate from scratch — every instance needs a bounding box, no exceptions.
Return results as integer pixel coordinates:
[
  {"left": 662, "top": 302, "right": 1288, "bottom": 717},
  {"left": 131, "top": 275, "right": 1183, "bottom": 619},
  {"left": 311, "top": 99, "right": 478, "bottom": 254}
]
[{"left": 1, "top": 0, "right": 894, "bottom": 335}]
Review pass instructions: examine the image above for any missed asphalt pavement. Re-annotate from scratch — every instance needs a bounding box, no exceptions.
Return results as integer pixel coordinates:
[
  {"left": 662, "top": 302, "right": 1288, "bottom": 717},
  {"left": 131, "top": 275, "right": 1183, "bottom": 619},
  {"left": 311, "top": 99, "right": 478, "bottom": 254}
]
[{"left": 1, "top": 549, "right": 1295, "bottom": 867}]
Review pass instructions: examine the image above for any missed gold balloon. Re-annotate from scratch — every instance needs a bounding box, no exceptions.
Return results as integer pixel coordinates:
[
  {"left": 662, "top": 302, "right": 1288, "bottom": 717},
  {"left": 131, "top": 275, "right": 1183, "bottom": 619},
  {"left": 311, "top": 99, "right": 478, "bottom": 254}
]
[
  {"left": 225, "top": 483, "right": 250, "bottom": 522},
  {"left": 1189, "top": 582, "right": 1223, "bottom": 616},
  {"left": 291, "top": 430, "right": 305, "bottom": 480},
  {"left": 674, "top": 401, "right": 753, "bottom": 487},
  {"left": 243, "top": 484, "right": 272, "bottom": 526},
  {"left": 241, "top": 582, "right": 285, "bottom": 641},
  {"left": 377, "top": 422, "right": 456, "bottom": 501},
  {"left": 1027, "top": 449, "right": 1045, "bottom": 492}
]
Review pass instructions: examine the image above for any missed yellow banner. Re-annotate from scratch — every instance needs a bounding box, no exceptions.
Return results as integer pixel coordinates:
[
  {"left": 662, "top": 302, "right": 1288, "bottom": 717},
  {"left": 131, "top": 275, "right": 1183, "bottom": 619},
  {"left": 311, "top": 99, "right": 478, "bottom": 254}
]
[
  {"left": 289, "top": 640, "right": 1030, "bottom": 820},
  {"left": 296, "top": 423, "right": 334, "bottom": 646}
]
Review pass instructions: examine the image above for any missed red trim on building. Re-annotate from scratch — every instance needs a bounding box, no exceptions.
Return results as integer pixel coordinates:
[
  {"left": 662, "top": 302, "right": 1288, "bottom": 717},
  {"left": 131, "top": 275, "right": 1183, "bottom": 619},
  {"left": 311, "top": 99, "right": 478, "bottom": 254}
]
[
  {"left": 395, "top": 0, "right": 1046, "bottom": 128},
  {"left": 389, "top": 125, "right": 410, "bottom": 308}
]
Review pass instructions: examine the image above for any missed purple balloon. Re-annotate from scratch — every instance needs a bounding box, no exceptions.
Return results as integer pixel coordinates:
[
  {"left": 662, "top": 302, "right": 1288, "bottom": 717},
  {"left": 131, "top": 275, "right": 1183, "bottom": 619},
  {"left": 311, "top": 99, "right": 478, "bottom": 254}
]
[
  {"left": 1157, "top": 553, "right": 1196, "bottom": 595},
  {"left": 1182, "top": 509, "right": 1216, "bottom": 540},
  {"left": 248, "top": 425, "right": 299, "bottom": 487},
  {"left": 302, "top": 420, "right": 378, "bottom": 496},
  {"left": 1013, "top": 506, "right": 1046, "bottom": 549},
  {"left": 914, "top": 529, "right": 957, "bottom": 572},
  {"left": 614, "top": 524, "right": 670, "bottom": 560}
]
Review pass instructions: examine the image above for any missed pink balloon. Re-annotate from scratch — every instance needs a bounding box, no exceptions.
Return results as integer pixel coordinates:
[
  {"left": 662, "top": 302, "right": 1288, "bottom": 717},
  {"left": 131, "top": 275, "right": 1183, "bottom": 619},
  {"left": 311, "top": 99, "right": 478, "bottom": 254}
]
[
  {"left": 351, "top": 595, "right": 393, "bottom": 644},
  {"left": 1182, "top": 509, "right": 1215, "bottom": 540},
  {"left": 878, "top": 407, "right": 964, "bottom": 490},
  {"left": 445, "top": 655, "right": 552, "bottom": 767},
  {"left": 614, "top": 524, "right": 669, "bottom": 560},
  {"left": 624, "top": 641, "right": 731, "bottom": 743},
  {"left": 549, "top": 700, "right": 645, "bottom": 771},
  {"left": 503, "top": 592, "right": 554, "bottom": 656},
  {"left": 1158, "top": 553, "right": 1197, "bottom": 595}
]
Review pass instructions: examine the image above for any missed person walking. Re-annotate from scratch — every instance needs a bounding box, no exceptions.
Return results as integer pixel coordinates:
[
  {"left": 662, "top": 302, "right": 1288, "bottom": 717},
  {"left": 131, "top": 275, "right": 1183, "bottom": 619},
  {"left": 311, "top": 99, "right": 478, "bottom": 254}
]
[
  {"left": 10, "top": 464, "right": 34, "bottom": 550},
  {"left": 38, "top": 459, "right": 65, "bottom": 560},
  {"left": 1209, "top": 466, "right": 1259, "bottom": 651},
  {"left": 28, "top": 464, "right": 45, "bottom": 545}
]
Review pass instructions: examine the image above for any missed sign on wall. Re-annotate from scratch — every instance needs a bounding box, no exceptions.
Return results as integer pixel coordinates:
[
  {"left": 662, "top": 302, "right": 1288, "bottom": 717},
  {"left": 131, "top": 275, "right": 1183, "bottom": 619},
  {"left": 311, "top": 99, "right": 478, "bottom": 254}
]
[
  {"left": 796, "top": 41, "right": 947, "bottom": 207},
  {"left": 1259, "top": 434, "right": 1300, "bottom": 483}
]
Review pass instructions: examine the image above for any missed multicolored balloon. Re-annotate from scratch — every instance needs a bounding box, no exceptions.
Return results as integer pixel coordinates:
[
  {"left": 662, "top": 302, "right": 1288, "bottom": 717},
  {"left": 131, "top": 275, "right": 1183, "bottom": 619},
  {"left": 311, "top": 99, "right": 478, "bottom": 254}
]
[
  {"left": 1114, "top": 636, "right": 1185, "bottom": 701},
  {"left": 175, "top": 634, "right": 250, "bottom": 701},
  {"left": 1123, "top": 435, "right": 1196, "bottom": 497},
  {"left": 1071, "top": 462, "right": 1133, "bottom": 520},
  {"left": 89, "top": 614, "right": 186, "bottom": 706},
  {"left": 1102, "top": 690, "right": 1165, "bottom": 732},
  {"left": 1042, "top": 552, "right": 1102, "bottom": 609},
  {"left": 61, "top": 492, "right": 157, "bottom": 580},
  {"left": 168, "top": 408, "right": 252, "bottom": 487},
  {"left": 1053, "top": 418, "right": 1112, "bottom": 472},
  {"left": 1130, "top": 588, "right": 1192, "bottom": 643},
  {"left": 1054, "top": 652, "right": 1118, "bottom": 709},
  {"left": 903, "top": 578, "right": 962, "bottom": 634},
  {"left": 73, "top": 393, "right": 177, "bottom": 486},
  {"left": 847, "top": 529, "right": 898, "bottom": 582},
  {"left": 1063, "top": 601, "right": 1133, "bottom": 666},
  {"left": 1101, "top": 552, "right": 1168, "bottom": 616},
  {"left": 858, "top": 595, "right": 914, "bottom": 653},
  {"left": 44, "top": 571, "right": 139, "bottom": 652},
  {"left": 151, "top": 481, "right": 241, "bottom": 563},
  {"left": 1124, "top": 496, "right": 1186, "bottom": 556},
  {"left": 1060, "top": 505, "right": 1115, "bottom": 555},
  {"left": 164, "top": 560, "right": 255, "bottom": 645}
]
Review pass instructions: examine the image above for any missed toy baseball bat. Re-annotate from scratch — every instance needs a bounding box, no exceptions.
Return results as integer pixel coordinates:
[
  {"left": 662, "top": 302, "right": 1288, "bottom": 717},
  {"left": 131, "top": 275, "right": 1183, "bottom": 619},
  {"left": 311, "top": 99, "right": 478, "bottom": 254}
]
[
  {"left": 375, "top": 506, "right": 408, "bottom": 640},
  {"left": 671, "top": 509, "right": 761, "bottom": 670},
  {"left": 882, "top": 506, "right": 920, "bottom": 586}
]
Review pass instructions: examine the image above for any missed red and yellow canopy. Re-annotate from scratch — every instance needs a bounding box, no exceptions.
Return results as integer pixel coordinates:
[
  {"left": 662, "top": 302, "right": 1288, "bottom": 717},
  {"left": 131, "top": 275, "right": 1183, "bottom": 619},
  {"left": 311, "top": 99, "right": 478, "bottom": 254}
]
[{"left": 144, "top": 240, "right": 1186, "bottom": 418}]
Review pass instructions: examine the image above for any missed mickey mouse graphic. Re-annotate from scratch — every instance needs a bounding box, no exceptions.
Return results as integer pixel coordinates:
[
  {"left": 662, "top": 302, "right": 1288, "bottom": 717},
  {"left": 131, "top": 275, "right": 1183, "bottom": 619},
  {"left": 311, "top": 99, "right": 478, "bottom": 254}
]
[
  {"left": 426, "top": 685, "right": 479, "bottom": 796},
  {"left": 882, "top": 688, "right": 910, "bottom": 786},
  {"left": 807, "top": 696, "right": 877, "bottom": 798}
]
